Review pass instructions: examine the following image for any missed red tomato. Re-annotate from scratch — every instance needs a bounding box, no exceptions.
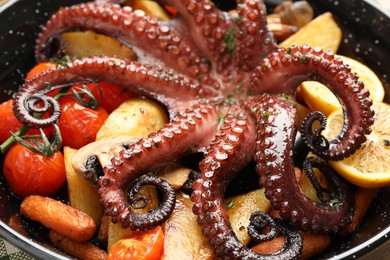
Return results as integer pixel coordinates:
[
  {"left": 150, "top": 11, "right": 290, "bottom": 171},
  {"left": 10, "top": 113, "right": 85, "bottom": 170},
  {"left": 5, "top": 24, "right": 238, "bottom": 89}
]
[
  {"left": 25, "top": 62, "right": 62, "bottom": 97},
  {"left": 25, "top": 62, "right": 56, "bottom": 81},
  {"left": 107, "top": 226, "right": 164, "bottom": 260},
  {"left": 58, "top": 100, "right": 109, "bottom": 149},
  {"left": 0, "top": 99, "right": 53, "bottom": 143},
  {"left": 3, "top": 143, "right": 66, "bottom": 197},
  {"left": 71, "top": 82, "right": 136, "bottom": 113}
]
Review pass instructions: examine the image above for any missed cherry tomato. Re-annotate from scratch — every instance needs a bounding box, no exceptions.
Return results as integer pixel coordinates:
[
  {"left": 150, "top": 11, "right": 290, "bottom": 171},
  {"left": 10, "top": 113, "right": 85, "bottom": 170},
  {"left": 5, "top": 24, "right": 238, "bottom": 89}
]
[
  {"left": 71, "top": 82, "right": 136, "bottom": 113},
  {"left": 58, "top": 99, "right": 109, "bottom": 149},
  {"left": 25, "top": 62, "right": 63, "bottom": 97},
  {"left": 0, "top": 99, "right": 53, "bottom": 143},
  {"left": 25, "top": 62, "right": 56, "bottom": 81},
  {"left": 3, "top": 143, "right": 66, "bottom": 197},
  {"left": 107, "top": 226, "right": 164, "bottom": 260}
]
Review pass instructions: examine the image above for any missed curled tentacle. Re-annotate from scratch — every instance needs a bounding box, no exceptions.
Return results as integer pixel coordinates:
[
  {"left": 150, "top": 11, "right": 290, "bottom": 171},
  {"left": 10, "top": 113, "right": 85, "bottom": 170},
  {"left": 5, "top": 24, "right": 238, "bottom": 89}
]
[
  {"left": 191, "top": 104, "right": 302, "bottom": 259},
  {"left": 301, "top": 111, "right": 331, "bottom": 153},
  {"left": 35, "top": 2, "right": 215, "bottom": 83},
  {"left": 302, "top": 156, "right": 353, "bottom": 207},
  {"left": 108, "top": 175, "right": 176, "bottom": 230},
  {"left": 251, "top": 94, "right": 354, "bottom": 233},
  {"left": 250, "top": 44, "right": 374, "bottom": 160},
  {"left": 13, "top": 56, "right": 221, "bottom": 128},
  {"left": 15, "top": 92, "right": 60, "bottom": 128},
  {"left": 99, "top": 102, "right": 219, "bottom": 230},
  {"left": 248, "top": 211, "right": 302, "bottom": 248},
  {"left": 13, "top": 80, "right": 91, "bottom": 128}
]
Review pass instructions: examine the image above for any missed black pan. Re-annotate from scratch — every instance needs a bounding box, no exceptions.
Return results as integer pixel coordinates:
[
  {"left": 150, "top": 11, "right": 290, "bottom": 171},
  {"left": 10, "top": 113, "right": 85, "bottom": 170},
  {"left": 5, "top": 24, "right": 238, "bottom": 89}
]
[{"left": 0, "top": 0, "right": 389, "bottom": 259}]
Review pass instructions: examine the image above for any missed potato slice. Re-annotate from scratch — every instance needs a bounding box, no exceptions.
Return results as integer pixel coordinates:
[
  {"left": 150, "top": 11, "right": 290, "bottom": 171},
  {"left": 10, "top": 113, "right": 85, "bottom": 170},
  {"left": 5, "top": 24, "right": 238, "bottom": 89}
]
[
  {"left": 125, "top": 0, "right": 170, "bottom": 21},
  {"left": 153, "top": 162, "right": 193, "bottom": 190},
  {"left": 96, "top": 98, "right": 168, "bottom": 140},
  {"left": 62, "top": 31, "right": 137, "bottom": 60},
  {"left": 225, "top": 189, "right": 271, "bottom": 245},
  {"left": 162, "top": 192, "right": 215, "bottom": 260},
  {"left": 64, "top": 146, "right": 103, "bottom": 226},
  {"left": 279, "top": 12, "right": 342, "bottom": 53}
]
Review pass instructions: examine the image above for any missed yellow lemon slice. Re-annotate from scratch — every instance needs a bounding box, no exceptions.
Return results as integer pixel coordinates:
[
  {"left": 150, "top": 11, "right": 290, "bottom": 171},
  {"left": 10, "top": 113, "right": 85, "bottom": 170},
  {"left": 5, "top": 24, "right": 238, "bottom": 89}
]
[
  {"left": 299, "top": 55, "right": 385, "bottom": 116},
  {"left": 322, "top": 102, "right": 390, "bottom": 188}
]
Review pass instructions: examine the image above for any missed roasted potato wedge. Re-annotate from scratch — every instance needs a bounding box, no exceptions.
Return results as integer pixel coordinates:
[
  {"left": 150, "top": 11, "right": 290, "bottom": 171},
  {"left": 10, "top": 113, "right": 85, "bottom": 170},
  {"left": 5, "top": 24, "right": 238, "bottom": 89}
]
[
  {"left": 96, "top": 98, "right": 168, "bottom": 140},
  {"left": 64, "top": 146, "right": 103, "bottom": 226},
  {"left": 225, "top": 189, "right": 271, "bottom": 245},
  {"left": 153, "top": 162, "right": 193, "bottom": 190},
  {"left": 162, "top": 192, "right": 215, "bottom": 260},
  {"left": 62, "top": 31, "right": 137, "bottom": 60},
  {"left": 279, "top": 12, "right": 342, "bottom": 53}
]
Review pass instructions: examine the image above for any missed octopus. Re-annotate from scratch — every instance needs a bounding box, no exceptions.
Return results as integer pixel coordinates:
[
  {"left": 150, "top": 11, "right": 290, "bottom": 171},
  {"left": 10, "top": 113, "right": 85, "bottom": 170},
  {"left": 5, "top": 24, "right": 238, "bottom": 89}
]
[{"left": 12, "top": 0, "right": 374, "bottom": 259}]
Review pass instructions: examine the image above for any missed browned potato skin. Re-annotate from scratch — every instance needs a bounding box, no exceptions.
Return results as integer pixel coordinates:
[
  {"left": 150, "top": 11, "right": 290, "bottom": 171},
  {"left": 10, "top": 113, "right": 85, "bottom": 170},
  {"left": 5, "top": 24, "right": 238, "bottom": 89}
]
[
  {"left": 20, "top": 195, "right": 96, "bottom": 242},
  {"left": 49, "top": 230, "right": 107, "bottom": 260}
]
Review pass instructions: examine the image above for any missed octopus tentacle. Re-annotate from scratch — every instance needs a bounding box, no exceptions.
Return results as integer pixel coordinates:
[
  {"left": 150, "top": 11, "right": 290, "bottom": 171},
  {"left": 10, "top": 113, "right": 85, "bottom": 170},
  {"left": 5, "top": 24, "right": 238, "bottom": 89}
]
[
  {"left": 160, "top": 0, "right": 236, "bottom": 73},
  {"left": 35, "top": 2, "right": 214, "bottom": 83},
  {"left": 247, "top": 211, "right": 302, "bottom": 257},
  {"left": 99, "top": 102, "right": 219, "bottom": 230},
  {"left": 191, "top": 104, "right": 302, "bottom": 259},
  {"left": 301, "top": 111, "right": 331, "bottom": 153},
  {"left": 250, "top": 44, "right": 374, "bottom": 160},
  {"left": 235, "top": 0, "right": 277, "bottom": 71},
  {"left": 13, "top": 56, "right": 221, "bottom": 128},
  {"left": 251, "top": 94, "right": 354, "bottom": 233},
  {"left": 113, "top": 175, "right": 176, "bottom": 230},
  {"left": 302, "top": 156, "right": 347, "bottom": 204}
]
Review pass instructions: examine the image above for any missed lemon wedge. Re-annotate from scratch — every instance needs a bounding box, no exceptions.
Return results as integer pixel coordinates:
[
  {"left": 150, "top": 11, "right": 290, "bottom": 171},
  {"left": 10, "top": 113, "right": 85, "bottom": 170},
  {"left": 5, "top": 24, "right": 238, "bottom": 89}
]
[{"left": 322, "top": 102, "right": 390, "bottom": 188}]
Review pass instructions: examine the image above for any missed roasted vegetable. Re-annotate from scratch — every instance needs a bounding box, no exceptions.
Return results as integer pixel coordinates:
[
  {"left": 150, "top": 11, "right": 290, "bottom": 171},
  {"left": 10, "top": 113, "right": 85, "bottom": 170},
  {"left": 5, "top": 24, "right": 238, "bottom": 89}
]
[
  {"left": 64, "top": 146, "right": 104, "bottom": 226},
  {"left": 62, "top": 31, "right": 137, "bottom": 60},
  {"left": 96, "top": 98, "right": 168, "bottom": 140},
  {"left": 162, "top": 192, "right": 215, "bottom": 260}
]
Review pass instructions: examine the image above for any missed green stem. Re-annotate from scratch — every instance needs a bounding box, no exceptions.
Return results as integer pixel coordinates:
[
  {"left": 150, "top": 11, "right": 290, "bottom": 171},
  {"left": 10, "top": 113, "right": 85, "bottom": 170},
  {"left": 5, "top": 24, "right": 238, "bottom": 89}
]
[
  {"left": 0, "top": 84, "right": 97, "bottom": 154},
  {"left": 0, "top": 125, "right": 31, "bottom": 153}
]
